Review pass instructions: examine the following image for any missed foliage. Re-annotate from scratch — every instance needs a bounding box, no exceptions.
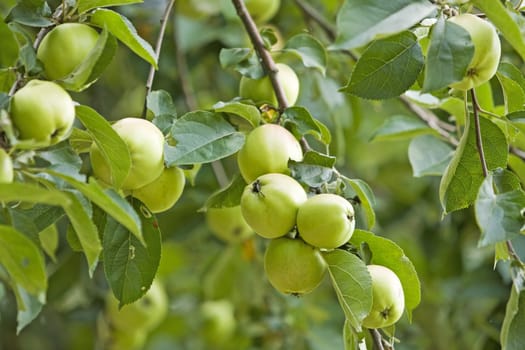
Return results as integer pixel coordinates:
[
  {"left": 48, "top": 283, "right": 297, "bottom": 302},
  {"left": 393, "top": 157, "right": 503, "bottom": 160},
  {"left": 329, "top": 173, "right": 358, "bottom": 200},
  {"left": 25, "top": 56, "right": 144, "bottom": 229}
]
[{"left": 1, "top": 0, "right": 525, "bottom": 349}]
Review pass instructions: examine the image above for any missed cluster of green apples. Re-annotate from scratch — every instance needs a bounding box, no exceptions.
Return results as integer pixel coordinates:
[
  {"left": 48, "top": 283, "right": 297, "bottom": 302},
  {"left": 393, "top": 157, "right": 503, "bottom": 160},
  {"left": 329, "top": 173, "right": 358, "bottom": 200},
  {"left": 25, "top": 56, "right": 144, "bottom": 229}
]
[{"left": 102, "top": 280, "right": 168, "bottom": 350}]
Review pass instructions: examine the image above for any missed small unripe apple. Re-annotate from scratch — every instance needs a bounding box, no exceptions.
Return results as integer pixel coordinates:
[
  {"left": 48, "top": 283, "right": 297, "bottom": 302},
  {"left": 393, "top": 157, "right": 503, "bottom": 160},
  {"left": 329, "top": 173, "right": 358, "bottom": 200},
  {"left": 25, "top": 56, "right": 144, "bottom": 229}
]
[
  {"left": 362, "top": 265, "right": 405, "bottom": 329},
  {"left": 206, "top": 205, "right": 254, "bottom": 243},
  {"left": 245, "top": 0, "right": 281, "bottom": 23},
  {"left": 200, "top": 299, "right": 236, "bottom": 345},
  {"left": 264, "top": 237, "right": 326, "bottom": 295},
  {"left": 237, "top": 123, "right": 302, "bottom": 183},
  {"left": 10, "top": 80, "right": 75, "bottom": 147},
  {"left": 240, "top": 173, "right": 307, "bottom": 239},
  {"left": 107, "top": 328, "right": 147, "bottom": 350},
  {"left": 90, "top": 117, "right": 165, "bottom": 190},
  {"left": 239, "top": 63, "right": 299, "bottom": 106},
  {"left": 0, "top": 149, "right": 14, "bottom": 183},
  {"left": 132, "top": 166, "right": 185, "bottom": 213},
  {"left": 296, "top": 194, "right": 355, "bottom": 249},
  {"left": 37, "top": 23, "right": 99, "bottom": 80},
  {"left": 447, "top": 14, "right": 501, "bottom": 90},
  {"left": 106, "top": 279, "right": 168, "bottom": 332}
]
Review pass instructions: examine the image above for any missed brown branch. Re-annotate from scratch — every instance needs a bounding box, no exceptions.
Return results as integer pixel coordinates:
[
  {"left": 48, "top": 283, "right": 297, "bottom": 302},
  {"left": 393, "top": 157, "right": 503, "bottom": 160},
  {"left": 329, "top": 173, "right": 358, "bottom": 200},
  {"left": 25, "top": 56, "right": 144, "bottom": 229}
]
[
  {"left": 470, "top": 89, "right": 488, "bottom": 177},
  {"left": 294, "top": 0, "right": 336, "bottom": 41},
  {"left": 370, "top": 329, "right": 385, "bottom": 350},
  {"left": 231, "top": 0, "right": 289, "bottom": 112},
  {"left": 142, "top": 0, "right": 176, "bottom": 118}
]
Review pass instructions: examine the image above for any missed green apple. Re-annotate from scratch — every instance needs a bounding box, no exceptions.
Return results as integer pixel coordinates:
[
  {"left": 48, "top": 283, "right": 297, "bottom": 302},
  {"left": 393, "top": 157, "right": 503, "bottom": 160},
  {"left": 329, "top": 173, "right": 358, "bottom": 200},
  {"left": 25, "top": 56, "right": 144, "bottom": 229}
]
[
  {"left": 241, "top": 173, "right": 307, "bottom": 239},
  {"left": 362, "top": 265, "right": 405, "bottom": 329},
  {"left": 132, "top": 166, "right": 185, "bottom": 213},
  {"left": 237, "top": 123, "right": 302, "bottom": 183},
  {"left": 239, "top": 63, "right": 299, "bottom": 106},
  {"left": 448, "top": 14, "right": 501, "bottom": 91},
  {"left": 37, "top": 23, "right": 99, "bottom": 81},
  {"left": 264, "top": 237, "right": 326, "bottom": 295},
  {"left": 245, "top": 0, "right": 281, "bottom": 23},
  {"left": 106, "top": 279, "right": 168, "bottom": 332},
  {"left": 200, "top": 299, "right": 236, "bottom": 345},
  {"left": 10, "top": 80, "right": 75, "bottom": 147},
  {"left": 177, "top": 0, "right": 222, "bottom": 19},
  {"left": 296, "top": 193, "right": 355, "bottom": 249},
  {"left": 206, "top": 205, "right": 254, "bottom": 243},
  {"left": 90, "top": 117, "right": 165, "bottom": 190},
  {"left": 107, "top": 328, "right": 147, "bottom": 350},
  {"left": 0, "top": 149, "right": 13, "bottom": 183}
]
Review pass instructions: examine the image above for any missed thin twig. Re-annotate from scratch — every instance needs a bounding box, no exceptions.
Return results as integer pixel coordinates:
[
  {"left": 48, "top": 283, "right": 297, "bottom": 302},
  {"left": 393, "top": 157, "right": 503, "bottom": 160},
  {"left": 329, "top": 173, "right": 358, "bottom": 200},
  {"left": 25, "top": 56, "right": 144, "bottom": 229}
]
[
  {"left": 294, "top": 0, "right": 336, "bottom": 41},
  {"left": 142, "top": 0, "right": 176, "bottom": 118},
  {"left": 370, "top": 329, "right": 385, "bottom": 350},
  {"left": 470, "top": 89, "right": 488, "bottom": 177},
  {"left": 506, "top": 240, "right": 524, "bottom": 266},
  {"left": 231, "top": 0, "right": 290, "bottom": 112}
]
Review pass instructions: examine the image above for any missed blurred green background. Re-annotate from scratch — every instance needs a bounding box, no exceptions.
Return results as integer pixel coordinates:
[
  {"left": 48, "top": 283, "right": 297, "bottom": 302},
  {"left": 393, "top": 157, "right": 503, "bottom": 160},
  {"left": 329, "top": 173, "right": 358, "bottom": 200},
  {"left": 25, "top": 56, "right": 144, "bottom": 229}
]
[{"left": 0, "top": 0, "right": 521, "bottom": 349}]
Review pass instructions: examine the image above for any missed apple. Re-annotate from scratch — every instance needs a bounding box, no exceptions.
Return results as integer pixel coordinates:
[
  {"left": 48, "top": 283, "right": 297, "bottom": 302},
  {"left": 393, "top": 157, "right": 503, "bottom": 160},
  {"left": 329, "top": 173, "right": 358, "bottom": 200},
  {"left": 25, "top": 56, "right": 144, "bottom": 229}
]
[
  {"left": 447, "top": 14, "right": 501, "bottom": 91},
  {"left": 206, "top": 205, "right": 254, "bottom": 243},
  {"left": 264, "top": 237, "right": 326, "bottom": 295},
  {"left": 0, "top": 149, "right": 13, "bottom": 183},
  {"left": 132, "top": 166, "right": 185, "bottom": 213},
  {"left": 241, "top": 173, "right": 307, "bottom": 239},
  {"left": 9, "top": 79, "right": 75, "bottom": 147},
  {"left": 107, "top": 328, "right": 147, "bottom": 350},
  {"left": 37, "top": 23, "right": 99, "bottom": 81},
  {"left": 106, "top": 279, "right": 168, "bottom": 332},
  {"left": 239, "top": 63, "right": 299, "bottom": 106},
  {"left": 362, "top": 265, "right": 405, "bottom": 329},
  {"left": 200, "top": 299, "right": 236, "bottom": 345},
  {"left": 177, "top": 0, "right": 222, "bottom": 19},
  {"left": 245, "top": 0, "right": 281, "bottom": 23},
  {"left": 237, "top": 123, "right": 302, "bottom": 183},
  {"left": 296, "top": 193, "right": 355, "bottom": 249},
  {"left": 90, "top": 117, "right": 165, "bottom": 190}
]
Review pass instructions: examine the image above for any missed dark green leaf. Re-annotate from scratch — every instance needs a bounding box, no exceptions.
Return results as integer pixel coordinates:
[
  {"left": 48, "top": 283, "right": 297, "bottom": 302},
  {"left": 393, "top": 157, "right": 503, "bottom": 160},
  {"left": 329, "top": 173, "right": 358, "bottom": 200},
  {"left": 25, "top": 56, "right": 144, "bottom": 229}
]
[
  {"left": 343, "top": 178, "right": 376, "bottom": 230},
  {"left": 10, "top": 204, "right": 64, "bottom": 241},
  {"left": 103, "top": 200, "right": 161, "bottom": 306},
  {"left": 342, "top": 31, "right": 424, "bottom": 100},
  {"left": 78, "top": 0, "right": 143, "bottom": 14},
  {"left": 204, "top": 175, "right": 247, "bottom": 209},
  {"left": 322, "top": 249, "right": 372, "bottom": 332},
  {"left": 166, "top": 111, "right": 245, "bottom": 165},
  {"left": 497, "top": 73, "right": 525, "bottom": 114},
  {"left": 5, "top": 0, "right": 52, "bottom": 27},
  {"left": 332, "top": 0, "right": 436, "bottom": 50},
  {"left": 15, "top": 285, "right": 44, "bottom": 334},
  {"left": 423, "top": 17, "right": 474, "bottom": 92},
  {"left": 219, "top": 48, "right": 263, "bottom": 79},
  {"left": 283, "top": 106, "right": 331, "bottom": 144},
  {"left": 289, "top": 150, "right": 335, "bottom": 188},
  {"left": 350, "top": 229, "right": 421, "bottom": 320},
  {"left": 440, "top": 116, "right": 508, "bottom": 214},
  {"left": 284, "top": 34, "right": 327, "bottom": 75},
  {"left": 147, "top": 90, "right": 177, "bottom": 118},
  {"left": 501, "top": 286, "right": 525, "bottom": 350},
  {"left": 90, "top": 8, "right": 157, "bottom": 68}
]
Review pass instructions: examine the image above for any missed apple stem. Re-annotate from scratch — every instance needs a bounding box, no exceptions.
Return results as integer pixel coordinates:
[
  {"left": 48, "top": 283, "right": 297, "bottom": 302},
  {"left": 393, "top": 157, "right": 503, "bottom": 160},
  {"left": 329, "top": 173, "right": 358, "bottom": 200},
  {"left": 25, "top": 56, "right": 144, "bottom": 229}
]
[
  {"left": 141, "top": 0, "right": 176, "bottom": 119},
  {"left": 231, "top": 0, "right": 290, "bottom": 113}
]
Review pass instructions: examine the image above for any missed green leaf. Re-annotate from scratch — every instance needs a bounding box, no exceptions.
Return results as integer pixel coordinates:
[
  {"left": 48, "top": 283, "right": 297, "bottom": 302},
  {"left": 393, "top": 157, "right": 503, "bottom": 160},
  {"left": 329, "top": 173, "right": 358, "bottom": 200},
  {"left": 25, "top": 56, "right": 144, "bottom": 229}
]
[
  {"left": 37, "top": 143, "right": 84, "bottom": 181},
  {"left": 219, "top": 48, "right": 263, "bottom": 79},
  {"left": 10, "top": 204, "right": 64, "bottom": 241},
  {"left": 147, "top": 90, "right": 177, "bottom": 118},
  {"left": 409, "top": 135, "right": 454, "bottom": 177},
  {"left": 0, "top": 225, "right": 47, "bottom": 295},
  {"left": 90, "top": 8, "right": 157, "bottom": 68},
  {"left": 473, "top": 0, "right": 525, "bottom": 61},
  {"left": 499, "top": 62, "right": 525, "bottom": 94},
  {"left": 69, "top": 127, "right": 93, "bottom": 154},
  {"left": 213, "top": 101, "right": 261, "bottom": 129},
  {"left": 342, "top": 31, "right": 424, "bottom": 100},
  {"left": 343, "top": 319, "right": 360, "bottom": 350},
  {"left": 59, "top": 28, "right": 117, "bottom": 92},
  {"left": 322, "top": 249, "right": 372, "bottom": 332},
  {"left": 62, "top": 192, "right": 102, "bottom": 276},
  {"left": 204, "top": 175, "right": 246, "bottom": 209},
  {"left": 497, "top": 72, "right": 525, "bottom": 114},
  {"left": 350, "top": 229, "right": 421, "bottom": 320},
  {"left": 440, "top": 116, "right": 508, "bottom": 214},
  {"left": 475, "top": 170, "right": 525, "bottom": 246},
  {"left": 370, "top": 115, "right": 433, "bottom": 142},
  {"left": 46, "top": 171, "right": 143, "bottom": 245},
  {"left": 422, "top": 17, "right": 474, "bottom": 92},
  {"left": 0, "top": 20, "right": 19, "bottom": 67},
  {"left": 103, "top": 200, "right": 161, "bottom": 306},
  {"left": 343, "top": 178, "right": 377, "bottom": 230},
  {"left": 283, "top": 106, "right": 332, "bottom": 144},
  {"left": 166, "top": 111, "right": 245, "bottom": 165},
  {"left": 501, "top": 286, "right": 525, "bottom": 350},
  {"left": 5, "top": 0, "right": 52, "bottom": 27},
  {"left": 0, "top": 183, "right": 71, "bottom": 206},
  {"left": 332, "top": 0, "right": 436, "bottom": 50},
  {"left": 284, "top": 34, "right": 327, "bottom": 75},
  {"left": 14, "top": 285, "right": 44, "bottom": 334},
  {"left": 289, "top": 150, "right": 336, "bottom": 188},
  {"left": 38, "top": 225, "right": 59, "bottom": 263},
  {"left": 75, "top": 105, "right": 131, "bottom": 189},
  {"left": 78, "top": 0, "right": 143, "bottom": 14}
]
